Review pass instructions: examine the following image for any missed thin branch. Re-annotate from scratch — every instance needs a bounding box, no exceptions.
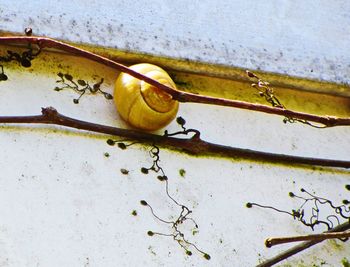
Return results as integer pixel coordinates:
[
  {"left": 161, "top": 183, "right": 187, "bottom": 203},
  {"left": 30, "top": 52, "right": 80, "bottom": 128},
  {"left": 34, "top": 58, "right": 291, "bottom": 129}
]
[
  {"left": 265, "top": 231, "right": 350, "bottom": 248},
  {"left": 1, "top": 36, "right": 350, "bottom": 127},
  {"left": 0, "top": 107, "right": 349, "bottom": 169},
  {"left": 256, "top": 221, "right": 350, "bottom": 267}
]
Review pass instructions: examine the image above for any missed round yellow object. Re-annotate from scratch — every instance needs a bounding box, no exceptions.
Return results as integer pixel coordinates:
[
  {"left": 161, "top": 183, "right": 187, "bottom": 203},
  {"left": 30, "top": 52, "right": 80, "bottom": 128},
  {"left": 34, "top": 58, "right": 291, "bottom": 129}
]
[{"left": 114, "top": 63, "right": 179, "bottom": 131}]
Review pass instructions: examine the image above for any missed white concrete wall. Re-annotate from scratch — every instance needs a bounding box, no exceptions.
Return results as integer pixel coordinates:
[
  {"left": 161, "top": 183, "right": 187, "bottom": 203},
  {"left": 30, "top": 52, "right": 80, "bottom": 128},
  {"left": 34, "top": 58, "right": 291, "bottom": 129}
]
[
  {"left": 1, "top": 0, "right": 350, "bottom": 84},
  {"left": 0, "top": 1, "right": 350, "bottom": 267}
]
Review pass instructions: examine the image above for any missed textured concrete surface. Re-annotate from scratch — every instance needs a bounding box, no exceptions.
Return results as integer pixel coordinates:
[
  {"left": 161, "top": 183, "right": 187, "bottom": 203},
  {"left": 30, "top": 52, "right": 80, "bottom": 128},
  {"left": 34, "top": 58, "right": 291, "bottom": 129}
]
[
  {"left": 0, "top": 0, "right": 350, "bottom": 85},
  {"left": 0, "top": 48, "right": 349, "bottom": 267},
  {"left": 0, "top": 2, "right": 350, "bottom": 267}
]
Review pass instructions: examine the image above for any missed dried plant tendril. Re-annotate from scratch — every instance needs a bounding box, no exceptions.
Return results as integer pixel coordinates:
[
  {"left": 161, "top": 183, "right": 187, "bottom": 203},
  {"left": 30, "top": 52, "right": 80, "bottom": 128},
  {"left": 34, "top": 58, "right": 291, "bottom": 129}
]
[
  {"left": 164, "top": 116, "right": 200, "bottom": 139},
  {"left": 0, "top": 36, "right": 41, "bottom": 81},
  {"left": 54, "top": 73, "right": 112, "bottom": 103},
  {"left": 246, "top": 70, "right": 328, "bottom": 128},
  {"left": 106, "top": 139, "right": 138, "bottom": 150},
  {"left": 139, "top": 143, "right": 209, "bottom": 259},
  {"left": 103, "top": 121, "right": 208, "bottom": 259},
  {"left": 248, "top": 186, "right": 350, "bottom": 232},
  {"left": 120, "top": 168, "right": 129, "bottom": 175}
]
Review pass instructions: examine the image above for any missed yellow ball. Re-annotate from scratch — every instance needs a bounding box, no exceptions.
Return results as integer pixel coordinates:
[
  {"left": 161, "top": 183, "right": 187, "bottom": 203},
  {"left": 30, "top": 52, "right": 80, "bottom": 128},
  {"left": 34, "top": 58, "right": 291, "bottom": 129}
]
[{"left": 114, "top": 63, "right": 179, "bottom": 131}]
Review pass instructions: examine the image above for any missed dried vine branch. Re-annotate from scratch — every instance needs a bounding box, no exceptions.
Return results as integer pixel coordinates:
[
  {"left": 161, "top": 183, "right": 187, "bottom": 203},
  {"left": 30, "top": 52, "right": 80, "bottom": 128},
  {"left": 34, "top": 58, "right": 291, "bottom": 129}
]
[
  {"left": 256, "top": 221, "right": 350, "bottom": 267},
  {"left": 250, "top": 185, "right": 350, "bottom": 266},
  {"left": 107, "top": 137, "right": 210, "bottom": 258},
  {"left": 247, "top": 71, "right": 329, "bottom": 128},
  {"left": 1, "top": 35, "right": 350, "bottom": 127},
  {"left": 0, "top": 107, "right": 349, "bottom": 169},
  {"left": 265, "top": 230, "right": 350, "bottom": 248}
]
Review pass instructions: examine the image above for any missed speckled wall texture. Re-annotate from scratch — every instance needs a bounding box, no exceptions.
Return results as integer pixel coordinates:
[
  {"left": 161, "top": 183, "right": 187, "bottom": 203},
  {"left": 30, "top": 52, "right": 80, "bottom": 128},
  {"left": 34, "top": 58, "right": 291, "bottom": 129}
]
[{"left": 0, "top": 0, "right": 349, "bottom": 85}]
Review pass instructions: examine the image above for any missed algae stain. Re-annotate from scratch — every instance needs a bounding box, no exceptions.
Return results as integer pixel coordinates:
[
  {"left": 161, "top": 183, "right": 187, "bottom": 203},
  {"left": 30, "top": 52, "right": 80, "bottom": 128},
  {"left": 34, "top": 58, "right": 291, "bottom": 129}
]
[
  {"left": 179, "top": 168, "right": 186, "bottom": 177},
  {"left": 328, "top": 239, "right": 345, "bottom": 251},
  {"left": 342, "top": 257, "right": 350, "bottom": 267}
]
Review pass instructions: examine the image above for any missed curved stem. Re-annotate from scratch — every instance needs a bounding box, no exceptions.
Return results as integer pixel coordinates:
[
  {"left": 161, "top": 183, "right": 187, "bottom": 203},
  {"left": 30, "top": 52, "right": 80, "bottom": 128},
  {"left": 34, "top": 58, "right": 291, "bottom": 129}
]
[
  {"left": 1, "top": 36, "right": 350, "bottom": 127},
  {"left": 0, "top": 107, "right": 349, "bottom": 169}
]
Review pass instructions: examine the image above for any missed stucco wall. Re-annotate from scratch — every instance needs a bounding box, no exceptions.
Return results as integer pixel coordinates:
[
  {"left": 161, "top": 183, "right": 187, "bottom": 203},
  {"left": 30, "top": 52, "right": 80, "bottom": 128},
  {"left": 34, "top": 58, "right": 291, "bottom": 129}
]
[
  {"left": 0, "top": 1, "right": 350, "bottom": 267},
  {"left": 1, "top": 0, "right": 350, "bottom": 84}
]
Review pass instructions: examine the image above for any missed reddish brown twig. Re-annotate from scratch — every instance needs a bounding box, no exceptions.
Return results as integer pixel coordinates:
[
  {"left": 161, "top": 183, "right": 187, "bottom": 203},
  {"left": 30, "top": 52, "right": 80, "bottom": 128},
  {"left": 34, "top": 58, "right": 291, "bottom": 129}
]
[
  {"left": 257, "top": 221, "right": 350, "bottom": 267},
  {"left": 1, "top": 35, "right": 350, "bottom": 127},
  {"left": 0, "top": 107, "right": 349, "bottom": 169},
  {"left": 265, "top": 231, "right": 350, "bottom": 248}
]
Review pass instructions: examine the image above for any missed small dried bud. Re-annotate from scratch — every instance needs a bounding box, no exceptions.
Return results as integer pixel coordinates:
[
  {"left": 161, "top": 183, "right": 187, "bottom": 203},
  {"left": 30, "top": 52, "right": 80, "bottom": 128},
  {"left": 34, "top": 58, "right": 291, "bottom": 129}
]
[
  {"left": 64, "top": 74, "right": 73, "bottom": 81},
  {"left": 104, "top": 93, "right": 113, "bottom": 99},
  {"left": 106, "top": 139, "right": 115, "bottom": 146},
  {"left": 147, "top": 231, "right": 154, "bottom": 236},
  {"left": 117, "top": 142, "right": 127, "bottom": 150},
  {"left": 77, "top": 79, "right": 86, "bottom": 86},
  {"left": 0, "top": 73, "right": 8, "bottom": 81},
  {"left": 203, "top": 253, "right": 211, "bottom": 260},
  {"left": 176, "top": 116, "right": 186, "bottom": 126},
  {"left": 246, "top": 70, "right": 256, "bottom": 78},
  {"left": 120, "top": 168, "right": 129, "bottom": 175},
  {"left": 140, "top": 200, "right": 148, "bottom": 206},
  {"left": 141, "top": 167, "right": 149, "bottom": 174},
  {"left": 24, "top": 27, "right": 33, "bottom": 36}
]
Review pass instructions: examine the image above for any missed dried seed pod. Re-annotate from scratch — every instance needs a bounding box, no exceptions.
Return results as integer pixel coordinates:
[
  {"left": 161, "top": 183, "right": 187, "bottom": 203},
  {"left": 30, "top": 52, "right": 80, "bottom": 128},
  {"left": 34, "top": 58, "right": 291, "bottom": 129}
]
[{"left": 114, "top": 63, "right": 179, "bottom": 131}]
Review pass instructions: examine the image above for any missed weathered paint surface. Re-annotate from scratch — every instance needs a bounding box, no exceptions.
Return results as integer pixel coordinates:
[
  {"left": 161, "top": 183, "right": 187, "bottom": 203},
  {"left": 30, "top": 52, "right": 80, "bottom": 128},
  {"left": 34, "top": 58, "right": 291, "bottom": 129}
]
[
  {"left": 0, "top": 44, "right": 349, "bottom": 267},
  {"left": 0, "top": 0, "right": 350, "bottom": 86},
  {"left": 0, "top": 1, "right": 350, "bottom": 267}
]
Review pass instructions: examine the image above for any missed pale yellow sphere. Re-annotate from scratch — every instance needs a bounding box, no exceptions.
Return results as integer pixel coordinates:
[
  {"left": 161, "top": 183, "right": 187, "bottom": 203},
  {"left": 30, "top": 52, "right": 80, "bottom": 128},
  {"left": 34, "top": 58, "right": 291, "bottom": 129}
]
[{"left": 114, "top": 63, "right": 179, "bottom": 131}]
